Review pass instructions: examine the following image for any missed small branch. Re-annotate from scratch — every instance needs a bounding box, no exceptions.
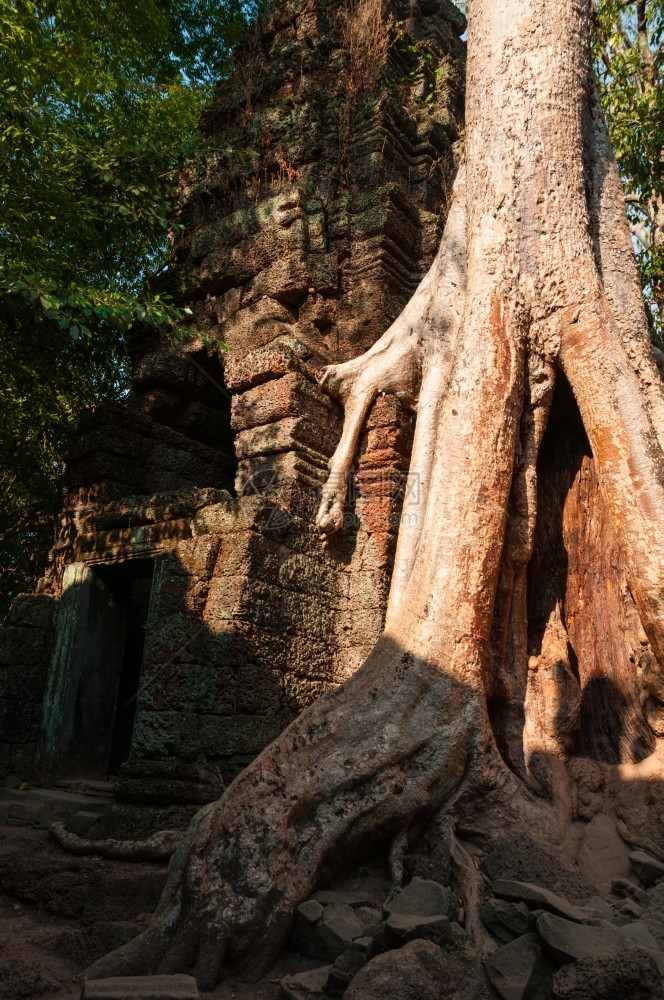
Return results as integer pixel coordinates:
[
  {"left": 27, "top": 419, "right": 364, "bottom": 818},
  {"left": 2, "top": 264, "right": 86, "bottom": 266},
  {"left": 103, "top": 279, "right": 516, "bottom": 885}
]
[
  {"left": 630, "top": 221, "right": 651, "bottom": 248},
  {"left": 636, "top": 0, "right": 655, "bottom": 78},
  {"left": 449, "top": 832, "right": 494, "bottom": 959},
  {"left": 0, "top": 512, "right": 53, "bottom": 545}
]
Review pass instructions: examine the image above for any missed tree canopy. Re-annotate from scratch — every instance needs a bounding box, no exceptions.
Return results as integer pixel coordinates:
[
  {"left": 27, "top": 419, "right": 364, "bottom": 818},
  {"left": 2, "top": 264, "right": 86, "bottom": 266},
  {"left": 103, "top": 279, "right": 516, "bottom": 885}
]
[
  {"left": 0, "top": 0, "right": 662, "bottom": 616},
  {"left": 592, "top": 0, "right": 664, "bottom": 335},
  {"left": 0, "top": 0, "right": 262, "bottom": 613}
]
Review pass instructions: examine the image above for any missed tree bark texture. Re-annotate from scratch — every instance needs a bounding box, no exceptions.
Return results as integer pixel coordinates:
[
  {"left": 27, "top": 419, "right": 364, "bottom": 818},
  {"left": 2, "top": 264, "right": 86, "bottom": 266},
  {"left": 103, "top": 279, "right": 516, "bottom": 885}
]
[{"left": 87, "top": 0, "right": 664, "bottom": 986}]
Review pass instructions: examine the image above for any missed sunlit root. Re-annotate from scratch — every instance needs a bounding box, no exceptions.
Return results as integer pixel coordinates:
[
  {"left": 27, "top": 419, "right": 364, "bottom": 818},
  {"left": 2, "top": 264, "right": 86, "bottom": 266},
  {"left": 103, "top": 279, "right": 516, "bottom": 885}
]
[
  {"left": 560, "top": 300, "right": 664, "bottom": 666},
  {"left": 314, "top": 164, "right": 467, "bottom": 536},
  {"left": 86, "top": 635, "right": 487, "bottom": 987}
]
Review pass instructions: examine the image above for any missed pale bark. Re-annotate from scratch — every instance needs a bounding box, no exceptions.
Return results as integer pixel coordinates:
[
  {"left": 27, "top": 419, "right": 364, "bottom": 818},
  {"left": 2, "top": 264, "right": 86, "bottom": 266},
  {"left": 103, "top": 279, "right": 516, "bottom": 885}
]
[{"left": 88, "top": 0, "right": 664, "bottom": 987}]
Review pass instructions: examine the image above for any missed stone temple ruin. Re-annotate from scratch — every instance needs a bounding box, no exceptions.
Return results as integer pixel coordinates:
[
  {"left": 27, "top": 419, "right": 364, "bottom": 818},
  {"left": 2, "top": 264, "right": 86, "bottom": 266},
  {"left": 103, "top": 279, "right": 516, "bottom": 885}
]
[{"left": 0, "top": 0, "right": 466, "bottom": 805}]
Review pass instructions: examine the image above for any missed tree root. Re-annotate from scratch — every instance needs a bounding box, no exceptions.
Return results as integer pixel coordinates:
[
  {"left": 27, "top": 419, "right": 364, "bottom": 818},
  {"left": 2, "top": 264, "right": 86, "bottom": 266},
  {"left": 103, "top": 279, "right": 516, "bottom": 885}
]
[
  {"left": 84, "top": 634, "right": 496, "bottom": 987},
  {"left": 449, "top": 831, "right": 495, "bottom": 959},
  {"left": 49, "top": 821, "right": 183, "bottom": 861},
  {"left": 86, "top": 3, "right": 664, "bottom": 989},
  {"left": 314, "top": 163, "right": 467, "bottom": 540},
  {"left": 615, "top": 819, "right": 664, "bottom": 864}
]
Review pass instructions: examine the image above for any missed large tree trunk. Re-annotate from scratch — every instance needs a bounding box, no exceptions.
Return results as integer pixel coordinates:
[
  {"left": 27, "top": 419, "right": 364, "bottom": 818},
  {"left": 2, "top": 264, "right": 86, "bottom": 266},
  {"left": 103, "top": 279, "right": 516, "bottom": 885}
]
[{"left": 87, "top": 0, "right": 664, "bottom": 987}]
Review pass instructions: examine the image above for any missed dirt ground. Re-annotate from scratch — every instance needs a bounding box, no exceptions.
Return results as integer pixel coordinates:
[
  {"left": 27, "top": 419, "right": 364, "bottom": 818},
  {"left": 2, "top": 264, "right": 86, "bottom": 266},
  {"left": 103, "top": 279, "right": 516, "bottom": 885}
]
[{"left": 0, "top": 819, "right": 327, "bottom": 1000}]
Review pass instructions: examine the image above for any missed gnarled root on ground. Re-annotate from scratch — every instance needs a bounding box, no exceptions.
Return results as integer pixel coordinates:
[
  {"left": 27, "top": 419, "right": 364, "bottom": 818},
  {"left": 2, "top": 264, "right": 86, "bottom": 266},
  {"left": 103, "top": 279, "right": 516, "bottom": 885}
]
[
  {"left": 85, "top": 630, "right": 507, "bottom": 987},
  {"left": 48, "top": 822, "right": 182, "bottom": 862}
]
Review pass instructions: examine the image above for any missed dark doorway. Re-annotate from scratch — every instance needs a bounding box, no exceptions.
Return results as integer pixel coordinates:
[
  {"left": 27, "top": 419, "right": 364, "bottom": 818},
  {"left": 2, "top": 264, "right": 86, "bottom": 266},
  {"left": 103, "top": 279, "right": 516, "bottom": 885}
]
[
  {"left": 97, "top": 560, "right": 154, "bottom": 774},
  {"left": 39, "top": 557, "right": 155, "bottom": 782}
]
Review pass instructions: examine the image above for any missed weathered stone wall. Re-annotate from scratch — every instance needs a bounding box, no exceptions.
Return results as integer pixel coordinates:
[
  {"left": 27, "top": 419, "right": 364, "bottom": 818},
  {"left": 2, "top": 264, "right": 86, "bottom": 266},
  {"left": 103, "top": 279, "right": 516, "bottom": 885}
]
[
  {"left": 170, "top": 0, "right": 465, "bottom": 365},
  {"left": 0, "top": 596, "right": 56, "bottom": 780},
  {"left": 0, "top": 0, "right": 466, "bottom": 798}
]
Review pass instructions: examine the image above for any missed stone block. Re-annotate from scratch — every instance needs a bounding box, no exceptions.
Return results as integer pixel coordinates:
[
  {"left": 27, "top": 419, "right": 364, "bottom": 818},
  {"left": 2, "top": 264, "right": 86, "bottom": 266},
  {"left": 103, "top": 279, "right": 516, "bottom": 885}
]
[
  {"left": 234, "top": 415, "right": 336, "bottom": 462},
  {"left": 365, "top": 394, "right": 413, "bottom": 431},
  {"left": 81, "top": 975, "right": 198, "bottom": 999},
  {"left": 277, "top": 552, "right": 337, "bottom": 596},
  {"left": 365, "top": 424, "right": 413, "bottom": 457},
  {"left": 0, "top": 699, "right": 42, "bottom": 744},
  {"left": 5, "top": 595, "right": 56, "bottom": 630},
  {"left": 281, "top": 676, "right": 336, "bottom": 714},
  {"left": 190, "top": 496, "right": 272, "bottom": 536},
  {"left": 230, "top": 371, "right": 336, "bottom": 432},
  {"left": 629, "top": 850, "right": 664, "bottom": 886},
  {"left": 291, "top": 899, "right": 325, "bottom": 957},
  {"left": 485, "top": 933, "right": 551, "bottom": 1000},
  {"left": 481, "top": 899, "right": 531, "bottom": 943},
  {"left": 383, "top": 876, "right": 453, "bottom": 919},
  {"left": 343, "top": 940, "right": 449, "bottom": 1000},
  {"left": 0, "top": 627, "right": 54, "bottom": 667},
  {"left": 552, "top": 949, "right": 664, "bottom": 1000},
  {"left": 134, "top": 654, "right": 236, "bottom": 715},
  {"left": 224, "top": 342, "right": 309, "bottom": 394},
  {"left": 171, "top": 536, "right": 221, "bottom": 581},
  {"left": 280, "top": 965, "right": 331, "bottom": 1000},
  {"left": 577, "top": 814, "right": 632, "bottom": 886},
  {"left": 537, "top": 913, "right": 636, "bottom": 965},
  {"left": 384, "top": 912, "right": 453, "bottom": 947},
  {"left": 212, "top": 529, "right": 280, "bottom": 580},
  {"left": 236, "top": 453, "right": 326, "bottom": 512},
  {"left": 491, "top": 880, "right": 589, "bottom": 922}
]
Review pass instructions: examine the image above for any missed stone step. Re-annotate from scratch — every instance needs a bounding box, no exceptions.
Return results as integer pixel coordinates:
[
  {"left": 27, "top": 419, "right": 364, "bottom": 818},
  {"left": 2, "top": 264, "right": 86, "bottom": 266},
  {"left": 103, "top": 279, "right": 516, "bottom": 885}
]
[
  {"left": 81, "top": 974, "right": 199, "bottom": 999},
  {"left": 0, "top": 786, "right": 109, "bottom": 827},
  {"left": 55, "top": 779, "right": 115, "bottom": 799}
]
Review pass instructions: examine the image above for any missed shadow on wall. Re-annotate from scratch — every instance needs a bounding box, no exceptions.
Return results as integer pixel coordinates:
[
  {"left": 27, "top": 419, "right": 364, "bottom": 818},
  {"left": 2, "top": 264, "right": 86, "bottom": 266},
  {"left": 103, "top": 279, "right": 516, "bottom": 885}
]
[{"left": 22, "top": 479, "right": 371, "bottom": 802}]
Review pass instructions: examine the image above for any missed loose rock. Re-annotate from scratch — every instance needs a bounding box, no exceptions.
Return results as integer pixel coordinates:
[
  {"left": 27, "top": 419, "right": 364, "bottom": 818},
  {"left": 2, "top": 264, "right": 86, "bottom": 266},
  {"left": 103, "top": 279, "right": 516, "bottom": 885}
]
[
  {"left": 383, "top": 877, "right": 453, "bottom": 919},
  {"left": 484, "top": 932, "right": 551, "bottom": 1000},
  {"left": 481, "top": 899, "right": 531, "bottom": 943},
  {"left": 619, "top": 899, "right": 643, "bottom": 919},
  {"left": 325, "top": 938, "right": 374, "bottom": 994},
  {"left": 576, "top": 814, "right": 632, "bottom": 887},
  {"left": 611, "top": 878, "right": 649, "bottom": 907},
  {"left": 343, "top": 940, "right": 449, "bottom": 1000},
  {"left": 316, "top": 906, "right": 364, "bottom": 961},
  {"left": 585, "top": 896, "right": 613, "bottom": 922},
  {"left": 385, "top": 912, "right": 453, "bottom": 948},
  {"left": 643, "top": 881, "right": 664, "bottom": 946},
  {"left": 291, "top": 900, "right": 364, "bottom": 961},
  {"left": 629, "top": 850, "right": 664, "bottom": 886},
  {"left": 313, "top": 890, "right": 374, "bottom": 907},
  {"left": 491, "top": 881, "right": 589, "bottom": 922},
  {"left": 281, "top": 965, "right": 332, "bottom": 1000},
  {"left": 617, "top": 921, "right": 659, "bottom": 951},
  {"left": 552, "top": 948, "right": 664, "bottom": 999},
  {"left": 292, "top": 900, "right": 325, "bottom": 958},
  {"left": 536, "top": 913, "right": 628, "bottom": 964}
]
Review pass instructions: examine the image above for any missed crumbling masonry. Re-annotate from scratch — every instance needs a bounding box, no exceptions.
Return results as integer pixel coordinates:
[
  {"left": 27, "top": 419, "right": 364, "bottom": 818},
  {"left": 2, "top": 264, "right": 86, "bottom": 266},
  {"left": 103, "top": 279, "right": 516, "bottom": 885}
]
[{"left": 0, "top": 0, "right": 466, "bottom": 803}]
